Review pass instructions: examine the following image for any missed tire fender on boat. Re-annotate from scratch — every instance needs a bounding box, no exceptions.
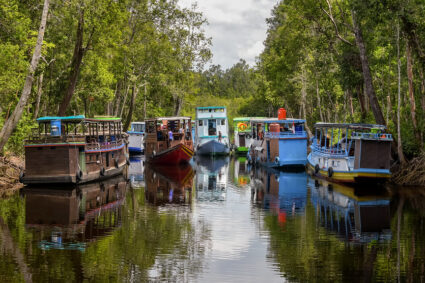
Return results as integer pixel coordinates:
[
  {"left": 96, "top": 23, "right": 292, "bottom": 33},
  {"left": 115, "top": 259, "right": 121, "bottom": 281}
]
[
  {"left": 76, "top": 169, "right": 83, "bottom": 181},
  {"left": 100, "top": 167, "right": 106, "bottom": 176},
  {"left": 274, "top": 157, "right": 280, "bottom": 165},
  {"left": 328, "top": 167, "right": 334, "bottom": 177},
  {"left": 19, "top": 171, "right": 24, "bottom": 183},
  {"left": 114, "top": 157, "right": 119, "bottom": 168},
  {"left": 314, "top": 164, "right": 320, "bottom": 174}
]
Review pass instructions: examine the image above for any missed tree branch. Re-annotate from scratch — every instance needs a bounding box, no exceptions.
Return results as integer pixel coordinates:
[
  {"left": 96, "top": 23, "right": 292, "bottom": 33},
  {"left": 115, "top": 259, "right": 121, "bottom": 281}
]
[{"left": 321, "top": 0, "right": 353, "bottom": 46}]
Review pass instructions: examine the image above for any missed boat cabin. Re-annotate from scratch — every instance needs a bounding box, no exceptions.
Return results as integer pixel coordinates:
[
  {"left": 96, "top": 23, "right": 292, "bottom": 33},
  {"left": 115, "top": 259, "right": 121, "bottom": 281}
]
[
  {"left": 249, "top": 118, "right": 308, "bottom": 167},
  {"left": 22, "top": 116, "right": 128, "bottom": 184},
  {"left": 144, "top": 116, "right": 194, "bottom": 164},
  {"left": 308, "top": 123, "right": 393, "bottom": 182},
  {"left": 128, "top": 122, "right": 146, "bottom": 154}
]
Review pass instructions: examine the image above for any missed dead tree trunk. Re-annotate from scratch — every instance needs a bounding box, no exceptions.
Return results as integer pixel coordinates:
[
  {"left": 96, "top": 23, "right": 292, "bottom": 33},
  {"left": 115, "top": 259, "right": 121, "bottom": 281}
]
[
  {"left": 124, "top": 84, "right": 138, "bottom": 131},
  {"left": 143, "top": 83, "right": 147, "bottom": 119},
  {"left": 357, "top": 85, "right": 367, "bottom": 120},
  {"left": 316, "top": 79, "right": 324, "bottom": 121},
  {"left": 34, "top": 72, "right": 44, "bottom": 119},
  {"left": 0, "top": 0, "right": 50, "bottom": 153},
  {"left": 58, "top": 9, "right": 85, "bottom": 116},
  {"left": 397, "top": 23, "right": 407, "bottom": 165},
  {"left": 352, "top": 10, "right": 386, "bottom": 125},
  {"left": 406, "top": 42, "right": 422, "bottom": 147}
]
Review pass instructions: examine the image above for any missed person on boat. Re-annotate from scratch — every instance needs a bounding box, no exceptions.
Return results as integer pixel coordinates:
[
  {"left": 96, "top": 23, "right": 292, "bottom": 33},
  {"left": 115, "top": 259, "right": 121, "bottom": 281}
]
[
  {"left": 218, "top": 131, "right": 222, "bottom": 142},
  {"left": 168, "top": 129, "right": 174, "bottom": 141},
  {"left": 179, "top": 126, "right": 184, "bottom": 140}
]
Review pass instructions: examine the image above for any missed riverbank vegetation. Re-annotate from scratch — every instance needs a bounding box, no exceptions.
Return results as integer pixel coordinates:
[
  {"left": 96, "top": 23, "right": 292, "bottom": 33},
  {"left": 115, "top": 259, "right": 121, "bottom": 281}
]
[{"left": 0, "top": 0, "right": 424, "bottom": 183}]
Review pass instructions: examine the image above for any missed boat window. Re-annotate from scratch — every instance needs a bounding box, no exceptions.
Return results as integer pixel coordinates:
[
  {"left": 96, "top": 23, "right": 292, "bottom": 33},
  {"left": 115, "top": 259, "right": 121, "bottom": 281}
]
[
  {"left": 220, "top": 119, "right": 226, "bottom": 126},
  {"left": 132, "top": 123, "right": 145, "bottom": 132},
  {"left": 208, "top": 119, "right": 217, "bottom": 136},
  {"left": 198, "top": 120, "right": 203, "bottom": 126}
]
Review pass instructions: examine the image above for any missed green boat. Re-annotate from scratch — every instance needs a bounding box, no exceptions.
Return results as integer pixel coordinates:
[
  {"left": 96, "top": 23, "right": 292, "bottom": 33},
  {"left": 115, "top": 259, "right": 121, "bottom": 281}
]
[{"left": 233, "top": 117, "right": 265, "bottom": 154}]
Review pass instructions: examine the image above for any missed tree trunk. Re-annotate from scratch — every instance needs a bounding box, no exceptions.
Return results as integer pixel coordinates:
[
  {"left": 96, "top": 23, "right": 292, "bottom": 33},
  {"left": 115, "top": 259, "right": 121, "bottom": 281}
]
[
  {"left": 34, "top": 72, "right": 44, "bottom": 119},
  {"left": 352, "top": 10, "right": 386, "bottom": 125},
  {"left": 347, "top": 89, "right": 354, "bottom": 117},
  {"left": 143, "top": 83, "right": 147, "bottom": 119},
  {"left": 124, "top": 84, "right": 138, "bottom": 131},
  {"left": 301, "top": 69, "right": 312, "bottom": 138},
  {"left": 174, "top": 96, "right": 183, "bottom": 116},
  {"left": 0, "top": 0, "right": 50, "bottom": 153},
  {"left": 406, "top": 42, "right": 422, "bottom": 147},
  {"left": 316, "top": 79, "right": 324, "bottom": 121},
  {"left": 357, "top": 85, "right": 367, "bottom": 120},
  {"left": 120, "top": 85, "right": 130, "bottom": 118},
  {"left": 57, "top": 9, "right": 85, "bottom": 116},
  {"left": 397, "top": 23, "right": 407, "bottom": 165},
  {"left": 113, "top": 81, "right": 122, "bottom": 116},
  {"left": 386, "top": 95, "right": 391, "bottom": 125}
]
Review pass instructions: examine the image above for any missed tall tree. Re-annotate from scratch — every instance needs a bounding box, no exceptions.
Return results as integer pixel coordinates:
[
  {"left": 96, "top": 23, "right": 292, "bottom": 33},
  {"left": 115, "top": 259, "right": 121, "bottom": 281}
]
[{"left": 0, "top": 0, "right": 50, "bottom": 153}]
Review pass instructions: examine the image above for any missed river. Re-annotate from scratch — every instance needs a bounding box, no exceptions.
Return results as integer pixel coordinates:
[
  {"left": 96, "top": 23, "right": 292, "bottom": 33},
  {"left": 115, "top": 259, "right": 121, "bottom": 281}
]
[{"left": 0, "top": 156, "right": 423, "bottom": 282}]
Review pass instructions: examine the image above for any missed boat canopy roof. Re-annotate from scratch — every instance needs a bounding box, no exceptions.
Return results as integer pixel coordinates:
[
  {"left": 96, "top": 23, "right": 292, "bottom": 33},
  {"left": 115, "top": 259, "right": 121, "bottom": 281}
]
[
  {"left": 196, "top": 106, "right": 226, "bottom": 110},
  {"left": 251, "top": 118, "right": 305, "bottom": 124},
  {"left": 233, "top": 117, "right": 267, "bottom": 122},
  {"left": 147, "top": 116, "right": 192, "bottom": 121},
  {"left": 85, "top": 116, "right": 121, "bottom": 122},
  {"left": 130, "top": 121, "right": 145, "bottom": 124},
  {"left": 37, "top": 115, "right": 85, "bottom": 123},
  {"left": 314, "top": 122, "right": 386, "bottom": 130}
]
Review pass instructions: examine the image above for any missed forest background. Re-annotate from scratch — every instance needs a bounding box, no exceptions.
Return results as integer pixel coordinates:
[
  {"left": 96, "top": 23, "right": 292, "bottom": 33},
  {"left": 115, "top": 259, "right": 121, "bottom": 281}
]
[{"left": 0, "top": 0, "right": 424, "bottom": 164}]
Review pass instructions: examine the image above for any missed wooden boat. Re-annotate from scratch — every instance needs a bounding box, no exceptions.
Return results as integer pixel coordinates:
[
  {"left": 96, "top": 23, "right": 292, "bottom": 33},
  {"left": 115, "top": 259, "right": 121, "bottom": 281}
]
[
  {"left": 195, "top": 106, "right": 230, "bottom": 155},
  {"left": 144, "top": 116, "right": 194, "bottom": 165},
  {"left": 128, "top": 122, "right": 145, "bottom": 154},
  {"left": 233, "top": 117, "right": 265, "bottom": 154},
  {"left": 21, "top": 115, "right": 128, "bottom": 185},
  {"left": 307, "top": 123, "right": 393, "bottom": 183},
  {"left": 248, "top": 115, "right": 308, "bottom": 168}
]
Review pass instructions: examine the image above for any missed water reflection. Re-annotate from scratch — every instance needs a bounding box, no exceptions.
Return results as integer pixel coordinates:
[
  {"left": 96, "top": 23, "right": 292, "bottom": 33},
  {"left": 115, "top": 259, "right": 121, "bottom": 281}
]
[
  {"left": 2, "top": 157, "right": 425, "bottom": 281},
  {"left": 144, "top": 165, "right": 194, "bottom": 206},
  {"left": 310, "top": 179, "right": 391, "bottom": 242},
  {"left": 233, "top": 157, "right": 250, "bottom": 187},
  {"left": 251, "top": 166, "right": 308, "bottom": 219},
  {"left": 194, "top": 156, "right": 229, "bottom": 202},
  {"left": 23, "top": 175, "right": 128, "bottom": 250},
  {"left": 129, "top": 156, "right": 145, "bottom": 188}
]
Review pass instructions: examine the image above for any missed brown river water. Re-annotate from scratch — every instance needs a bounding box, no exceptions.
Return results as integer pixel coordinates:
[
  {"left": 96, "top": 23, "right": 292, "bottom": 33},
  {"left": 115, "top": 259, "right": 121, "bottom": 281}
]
[{"left": 0, "top": 156, "right": 423, "bottom": 282}]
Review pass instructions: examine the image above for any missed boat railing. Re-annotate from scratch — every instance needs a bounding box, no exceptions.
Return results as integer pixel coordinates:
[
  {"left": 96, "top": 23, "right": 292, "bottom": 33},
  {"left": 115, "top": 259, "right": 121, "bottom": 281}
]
[
  {"left": 26, "top": 128, "right": 86, "bottom": 144},
  {"left": 311, "top": 143, "right": 348, "bottom": 156},
  {"left": 351, "top": 132, "right": 393, "bottom": 141},
  {"left": 265, "top": 131, "right": 307, "bottom": 139},
  {"left": 85, "top": 140, "right": 124, "bottom": 151}
]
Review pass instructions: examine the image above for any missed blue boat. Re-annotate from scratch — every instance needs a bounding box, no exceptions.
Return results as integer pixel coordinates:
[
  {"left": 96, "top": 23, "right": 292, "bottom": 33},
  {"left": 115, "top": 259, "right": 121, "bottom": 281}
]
[
  {"left": 195, "top": 106, "right": 230, "bottom": 155},
  {"left": 128, "top": 122, "right": 145, "bottom": 154},
  {"left": 248, "top": 118, "right": 308, "bottom": 168}
]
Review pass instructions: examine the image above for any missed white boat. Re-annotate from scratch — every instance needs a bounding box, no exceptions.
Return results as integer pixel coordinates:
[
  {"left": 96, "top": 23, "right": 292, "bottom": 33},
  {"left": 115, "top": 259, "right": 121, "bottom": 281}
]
[
  {"left": 128, "top": 122, "right": 145, "bottom": 154},
  {"left": 195, "top": 106, "right": 230, "bottom": 155}
]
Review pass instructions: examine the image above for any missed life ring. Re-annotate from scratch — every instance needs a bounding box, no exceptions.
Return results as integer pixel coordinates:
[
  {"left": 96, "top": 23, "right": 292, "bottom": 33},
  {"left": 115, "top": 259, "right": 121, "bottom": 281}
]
[
  {"left": 76, "top": 169, "right": 83, "bottom": 181},
  {"left": 238, "top": 123, "right": 248, "bottom": 131}
]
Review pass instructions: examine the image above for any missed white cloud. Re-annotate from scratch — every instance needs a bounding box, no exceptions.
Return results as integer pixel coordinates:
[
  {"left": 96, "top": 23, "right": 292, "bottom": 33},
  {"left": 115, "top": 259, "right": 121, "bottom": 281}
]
[{"left": 179, "top": 0, "right": 278, "bottom": 69}]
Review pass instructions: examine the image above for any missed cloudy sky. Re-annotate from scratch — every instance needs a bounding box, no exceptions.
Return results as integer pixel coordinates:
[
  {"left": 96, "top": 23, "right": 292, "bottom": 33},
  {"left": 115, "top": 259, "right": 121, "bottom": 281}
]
[{"left": 179, "top": 0, "right": 278, "bottom": 70}]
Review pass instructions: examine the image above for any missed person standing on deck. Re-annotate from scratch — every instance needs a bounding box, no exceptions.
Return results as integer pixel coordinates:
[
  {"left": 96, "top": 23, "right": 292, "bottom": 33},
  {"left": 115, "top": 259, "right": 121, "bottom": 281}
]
[
  {"left": 168, "top": 129, "right": 173, "bottom": 146},
  {"left": 218, "top": 131, "right": 222, "bottom": 143}
]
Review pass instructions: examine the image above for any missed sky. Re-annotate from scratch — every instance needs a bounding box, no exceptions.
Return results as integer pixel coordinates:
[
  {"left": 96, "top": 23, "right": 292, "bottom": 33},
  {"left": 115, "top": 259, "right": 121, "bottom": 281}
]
[{"left": 179, "top": 0, "right": 278, "bottom": 70}]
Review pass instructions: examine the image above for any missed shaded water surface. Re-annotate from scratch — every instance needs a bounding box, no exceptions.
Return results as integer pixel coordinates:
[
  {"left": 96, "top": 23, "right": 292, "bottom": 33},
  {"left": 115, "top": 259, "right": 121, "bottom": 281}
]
[{"left": 0, "top": 156, "right": 424, "bottom": 282}]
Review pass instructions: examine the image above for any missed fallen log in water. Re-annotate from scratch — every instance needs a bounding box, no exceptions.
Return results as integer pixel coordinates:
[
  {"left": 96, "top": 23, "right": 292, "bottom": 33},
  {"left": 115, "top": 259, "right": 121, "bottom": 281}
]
[{"left": 0, "top": 155, "right": 24, "bottom": 196}]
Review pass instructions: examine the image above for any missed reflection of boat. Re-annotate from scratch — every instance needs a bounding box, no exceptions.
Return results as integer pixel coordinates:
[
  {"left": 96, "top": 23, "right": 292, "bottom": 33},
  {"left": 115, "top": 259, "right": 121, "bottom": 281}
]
[
  {"left": 144, "top": 165, "right": 194, "bottom": 205},
  {"left": 233, "top": 157, "right": 250, "bottom": 187},
  {"left": 194, "top": 156, "right": 229, "bottom": 201},
  {"left": 129, "top": 156, "right": 145, "bottom": 188},
  {"left": 128, "top": 122, "right": 145, "bottom": 154},
  {"left": 310, "top": 179, "right": 391, "bottom": 242},
  {"left": 251, "top": 166, "right": 308, "bottom": 217},
  {"left": 195, "top": 107, "right": 230, "bottom": 155},
  {"left": 22, "top": 175, "right": 128, "bottom": 250}
]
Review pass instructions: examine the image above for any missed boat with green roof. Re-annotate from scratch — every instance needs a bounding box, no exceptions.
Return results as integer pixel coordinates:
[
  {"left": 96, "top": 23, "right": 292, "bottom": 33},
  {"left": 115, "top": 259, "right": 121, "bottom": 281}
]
[
  {"left": 233, "top": 117, "right": 265, "bottom": 154},
  {"left": 21, "top": 115, "right": 129, "bottom": 185}
]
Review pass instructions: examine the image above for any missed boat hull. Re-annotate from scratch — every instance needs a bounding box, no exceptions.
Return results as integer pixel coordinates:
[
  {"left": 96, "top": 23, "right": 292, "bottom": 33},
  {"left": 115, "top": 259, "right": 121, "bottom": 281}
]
[
  {"left": 196, "top": 140, "right": 230, "bottom": 155},
  {"left": 148, "top": 143, "right": 194, "bottom": 165},
  {"left": 307, "top": 154, "right": 391, "bottom": 183}
]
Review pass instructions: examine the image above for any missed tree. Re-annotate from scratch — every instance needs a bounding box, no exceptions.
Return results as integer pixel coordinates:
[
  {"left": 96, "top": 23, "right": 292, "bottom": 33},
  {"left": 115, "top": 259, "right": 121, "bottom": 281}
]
[{"left": 0, "top": 0, "right": 50, "bottom": 153}]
